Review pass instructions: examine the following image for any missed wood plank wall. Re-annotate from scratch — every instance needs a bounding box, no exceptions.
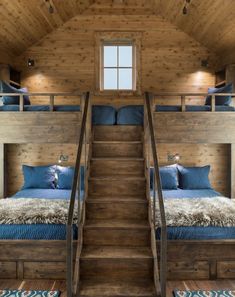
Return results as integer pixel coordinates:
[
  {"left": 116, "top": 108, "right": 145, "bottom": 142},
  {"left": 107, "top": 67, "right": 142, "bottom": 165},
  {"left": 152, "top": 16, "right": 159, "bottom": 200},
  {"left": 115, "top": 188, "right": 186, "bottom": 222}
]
[
  {"left": 13, "top": 14, "right": 217, "bottom": 106},
  {"left": 7, "top": 13, "right": 229, "bottom": 196},
  {"left": 5, "top": 143, "right": 230, "bottom": 197},
  {"left": 158, "top": 144, "right": 230, "bottom": 197},
  {"left": 6, "top": 144, "right": 77, "bottom": 196}
]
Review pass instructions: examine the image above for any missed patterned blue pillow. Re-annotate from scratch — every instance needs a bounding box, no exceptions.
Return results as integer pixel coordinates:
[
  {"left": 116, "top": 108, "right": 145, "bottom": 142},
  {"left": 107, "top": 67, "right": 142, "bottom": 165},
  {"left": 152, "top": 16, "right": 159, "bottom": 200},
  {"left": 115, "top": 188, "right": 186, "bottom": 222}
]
[
  {"left": 150, "top": 166, "right": 178, "bottom": 190},
  {"left": 22, "top": 165, "right": 56, "bottom": 189},
  {"left": 178, "top": 165, "right": 211, "bottom": 189},
  {"left": 0, "top": 80, "right": 30, "bottom": 105},
  {"left": 205, "top": 83, "right": 233, "bottom": 106}
]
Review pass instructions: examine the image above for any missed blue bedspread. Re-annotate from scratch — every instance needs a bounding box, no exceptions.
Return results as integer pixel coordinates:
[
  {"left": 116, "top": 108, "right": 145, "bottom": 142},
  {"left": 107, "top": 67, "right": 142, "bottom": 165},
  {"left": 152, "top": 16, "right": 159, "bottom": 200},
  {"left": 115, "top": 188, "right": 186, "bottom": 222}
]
[
  {"left": 0, "top": 189, "right": 81, "bottom": 240},
  {"left": 0, "top": 105, "right": 81, "bottom": 112},
  {"left": 162, "top": 189, "right": 221, "bottom": 199},
  {"left": 12, "top": 188, "right": 72, "bottom": 200},
  {"left": 156, "top": 226, "right": 235, "bottom": 240},
  {"left": 155, "top": 105, "right": 235, "bottom": 112},
  {"left": 0, "top": 224, "right": 77, "bottom": 240}
]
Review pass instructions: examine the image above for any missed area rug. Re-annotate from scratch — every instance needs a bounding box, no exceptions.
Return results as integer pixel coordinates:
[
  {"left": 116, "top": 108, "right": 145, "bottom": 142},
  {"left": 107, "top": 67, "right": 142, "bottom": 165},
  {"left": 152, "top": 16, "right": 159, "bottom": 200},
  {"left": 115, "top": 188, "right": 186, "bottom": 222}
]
[
  {"left": 174, "top": 290, "right": 235, "bottom": 297},
  {"left": 0, "top": 290, "right": 60, "bottom": 297}
]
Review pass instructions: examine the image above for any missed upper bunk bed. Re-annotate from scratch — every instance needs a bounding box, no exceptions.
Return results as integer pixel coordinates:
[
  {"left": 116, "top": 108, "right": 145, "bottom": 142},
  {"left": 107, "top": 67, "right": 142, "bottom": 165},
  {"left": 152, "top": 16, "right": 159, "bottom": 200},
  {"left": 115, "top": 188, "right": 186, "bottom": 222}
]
[
  {"left": 0, "top": 91, "right": 90, "bottom": 143},
  {"left": 147, "top": 91, "right": 235, "bottom": 144}
]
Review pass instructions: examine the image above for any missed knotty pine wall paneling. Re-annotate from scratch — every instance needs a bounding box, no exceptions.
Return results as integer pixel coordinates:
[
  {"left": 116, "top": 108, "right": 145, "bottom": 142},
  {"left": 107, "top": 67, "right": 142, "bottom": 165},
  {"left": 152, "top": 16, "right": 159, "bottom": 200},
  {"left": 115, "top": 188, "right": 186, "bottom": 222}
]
[
  {"left": 158, "top": 143, "right": 230, "bottom": 197},
  {"left": 6, "top": 143, "right": 78, "bottom": 196},
  {"left": 14, "top": 14, "right": 218, "bottom": 106}
]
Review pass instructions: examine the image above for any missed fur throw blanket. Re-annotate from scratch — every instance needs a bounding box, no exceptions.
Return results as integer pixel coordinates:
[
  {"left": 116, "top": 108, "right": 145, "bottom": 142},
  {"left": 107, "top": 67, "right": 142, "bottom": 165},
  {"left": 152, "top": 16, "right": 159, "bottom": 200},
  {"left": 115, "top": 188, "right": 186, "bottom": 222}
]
[
  {"left": 0, "top": 198, "right": 78, "bottom": 224},
  {"left": 155, "top": 197, "right": 235, "bottom": 227}
]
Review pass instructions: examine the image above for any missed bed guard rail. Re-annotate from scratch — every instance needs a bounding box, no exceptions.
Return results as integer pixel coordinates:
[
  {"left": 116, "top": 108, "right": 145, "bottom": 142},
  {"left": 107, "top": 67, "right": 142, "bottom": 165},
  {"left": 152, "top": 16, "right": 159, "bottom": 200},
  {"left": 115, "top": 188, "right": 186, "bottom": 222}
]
[
  {"left": 66, "top": 91, "right": 91, "bottom": 297},
  {"left": 0, "top": 91, "right": 84, "bottom": 111},
  {"left": 152, "top": 92, "right": 235, "bottom": 112},
  {"left": 144, "top": 92, "right": 167, "bottom": 297}
]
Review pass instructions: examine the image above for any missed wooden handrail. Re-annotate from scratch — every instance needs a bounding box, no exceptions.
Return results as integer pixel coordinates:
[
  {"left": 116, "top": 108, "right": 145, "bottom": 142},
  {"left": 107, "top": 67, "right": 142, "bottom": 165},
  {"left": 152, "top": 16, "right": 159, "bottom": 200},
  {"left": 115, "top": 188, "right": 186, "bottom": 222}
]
[
  {"left": 66, "top": 91, "right": 90, "bottom": 297},
  {"left": 0, "top": 92, "right": 83, "bottom": 112},
  {"left": 145, "top": 92, "right": 167, "bottom": 297}
]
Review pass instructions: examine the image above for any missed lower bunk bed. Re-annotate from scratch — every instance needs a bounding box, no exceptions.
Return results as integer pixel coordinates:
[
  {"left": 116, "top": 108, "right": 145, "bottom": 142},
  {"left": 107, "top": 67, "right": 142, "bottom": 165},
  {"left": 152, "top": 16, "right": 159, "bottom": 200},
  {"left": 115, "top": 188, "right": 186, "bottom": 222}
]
[
  {"left": 155, "top": 190, "right": 235, "bottom": 280},
  {"left": 0, "top": 188, "right": 78, "bottom": 280}
]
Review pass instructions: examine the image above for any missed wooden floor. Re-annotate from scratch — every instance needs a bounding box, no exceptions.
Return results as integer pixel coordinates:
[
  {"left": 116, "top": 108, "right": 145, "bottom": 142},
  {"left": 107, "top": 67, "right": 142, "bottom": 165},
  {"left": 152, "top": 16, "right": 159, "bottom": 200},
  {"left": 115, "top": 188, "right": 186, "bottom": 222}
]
[{"left": 0, "top": 280, "right": 235, "bottom": 296}]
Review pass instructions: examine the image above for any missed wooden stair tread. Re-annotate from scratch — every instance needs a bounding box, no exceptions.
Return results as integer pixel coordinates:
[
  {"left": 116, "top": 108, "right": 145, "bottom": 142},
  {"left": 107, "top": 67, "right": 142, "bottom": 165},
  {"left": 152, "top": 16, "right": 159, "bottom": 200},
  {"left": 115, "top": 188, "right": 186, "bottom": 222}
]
[
  {"left": 81, "top": 246, "right": 152, "bottom": 259},
  {"left": 89, "top": 176, "right": 145, "bottom": 181},
  {"left": 93, "top": 141, "right": 142, "bottom": 144},
  {"left": 85, "top": 219, "right": 150, "bottom": 229},
  {"left": 91, "top": 157, "right": 144, "bottom": 161},
  {"left": 86, "top": 198, "right": 147, "bottom": 203},
  {"left": 87, "top": 195, "right": 146, "bottom": 200},
  {"left": 80, "top": 280, "right": 156, "bottom": 297}
]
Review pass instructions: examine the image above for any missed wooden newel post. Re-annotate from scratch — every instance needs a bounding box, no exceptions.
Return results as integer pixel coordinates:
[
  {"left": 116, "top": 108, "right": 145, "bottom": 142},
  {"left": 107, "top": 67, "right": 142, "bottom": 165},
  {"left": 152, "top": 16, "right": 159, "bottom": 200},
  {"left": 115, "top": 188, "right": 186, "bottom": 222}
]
[
  {"left": 50, "top": 95, "right": 54, "bottom": 112},
  {"left": 211, "top": 94, "right": 215, "bottom": 112},
  {"left": 19, "top": 94, "right": 24, "bottom": 111},
  {"left": 181, "top": 95, "right": 186, "bottom": 112}
]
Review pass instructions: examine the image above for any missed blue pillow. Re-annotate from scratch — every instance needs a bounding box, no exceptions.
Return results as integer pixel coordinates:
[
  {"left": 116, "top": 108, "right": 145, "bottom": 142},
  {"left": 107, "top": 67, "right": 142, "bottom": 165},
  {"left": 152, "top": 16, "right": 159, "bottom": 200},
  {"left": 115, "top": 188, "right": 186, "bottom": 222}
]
[
  {"left": 22, "top": 165, "right": 56, "bottom": 189},
  {"left": 178, "top": 165, "right": 211, "bottom": 189},
  {"left": 150, "top": 166, "right": 178, "bottom": 190},
  {"left": 205, "top": 83, "right": 233, "bottom": 106},
  {"left": 92, "top": 105, "right": 116, "bottom": 125},
  {"left": 117, "top": 105, "right": 144, "bottom": 125},
  {"left": 0, "top": 81, "right": 30, "bottom": 105},
  {"left": 57, "top": 166, "right": 75, "bottom": 189},
  {"left": 56, "top": 166, "right": 85, "bottom": 190}
]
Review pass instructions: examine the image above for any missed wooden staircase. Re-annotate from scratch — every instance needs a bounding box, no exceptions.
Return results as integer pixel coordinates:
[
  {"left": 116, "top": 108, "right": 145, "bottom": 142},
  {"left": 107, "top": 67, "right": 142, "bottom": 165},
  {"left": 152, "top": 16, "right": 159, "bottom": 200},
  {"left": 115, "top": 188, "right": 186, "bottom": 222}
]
[{"left": 79, "top": 126, "right": 157, "bottom": 297}]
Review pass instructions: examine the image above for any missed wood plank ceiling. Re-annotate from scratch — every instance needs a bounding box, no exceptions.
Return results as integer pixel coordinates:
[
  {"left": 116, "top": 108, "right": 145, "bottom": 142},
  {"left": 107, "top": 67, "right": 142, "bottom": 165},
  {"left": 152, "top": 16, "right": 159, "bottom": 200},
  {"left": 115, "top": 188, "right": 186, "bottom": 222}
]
[{"left": 0, "top": 0, "right": 234, "bottom": 64}]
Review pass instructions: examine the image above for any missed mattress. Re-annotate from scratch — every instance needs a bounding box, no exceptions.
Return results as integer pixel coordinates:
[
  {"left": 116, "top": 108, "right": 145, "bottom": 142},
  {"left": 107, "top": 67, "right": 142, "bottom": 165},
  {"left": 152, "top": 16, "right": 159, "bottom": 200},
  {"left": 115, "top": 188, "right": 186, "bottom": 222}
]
[
  {"left": 0, "top": 105, "right": 81, "bottom": 112},
  {"left": 162, "top": 189, "right": 221, "bottom": 199},
  {"left": 12, "top": 188, "right": 84, "bottom": 200},
  {"left": 156, "top": 226, "right": 235, "bottom": 240},
  {"left": 155, "top": 105, "right": 235, "bottom": 112},
  {"left": 12, "top": 188, "right": 72, "bottom": 199},
  {"left": 0, "top": 189, "right": 81, "bottom": 240},
  {"left": 0, "top": 224, "right": 78, "bottom": 240}
]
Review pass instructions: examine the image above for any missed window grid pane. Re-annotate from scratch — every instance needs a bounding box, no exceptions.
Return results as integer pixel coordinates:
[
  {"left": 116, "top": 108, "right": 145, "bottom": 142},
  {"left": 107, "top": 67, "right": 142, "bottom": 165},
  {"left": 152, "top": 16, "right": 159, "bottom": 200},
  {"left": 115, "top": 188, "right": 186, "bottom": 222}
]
[{"left": 102, "top": 44, "right": 134, "bottom": 90}]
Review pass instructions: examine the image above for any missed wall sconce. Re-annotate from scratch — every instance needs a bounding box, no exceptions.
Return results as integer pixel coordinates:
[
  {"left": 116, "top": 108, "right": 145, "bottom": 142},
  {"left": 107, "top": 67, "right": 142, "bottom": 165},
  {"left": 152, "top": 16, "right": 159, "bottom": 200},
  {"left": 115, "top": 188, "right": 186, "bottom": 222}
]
[
  {"left": 58, "top": 154, "right": 69, "bottom": 164},
  {"left": 27, "top": 59, "right": 35, "bottom": 67},
  {"left": 201, "top": 59, "right": 209, "bottom": 68},
  {"left": 167, "top": 153, "right": 181, "bottom": 163}
]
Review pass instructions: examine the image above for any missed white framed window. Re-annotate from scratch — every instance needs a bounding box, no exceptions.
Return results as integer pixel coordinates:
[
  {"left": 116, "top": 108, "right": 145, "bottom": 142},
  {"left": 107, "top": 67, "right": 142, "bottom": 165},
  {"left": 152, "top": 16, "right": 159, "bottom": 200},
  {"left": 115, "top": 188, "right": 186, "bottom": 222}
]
[
  {"left": 100, "top": 43, "right": 136, "bottom": 91},
  {"left": 95, "top": 32, "right": 142, "bottom": 94}
]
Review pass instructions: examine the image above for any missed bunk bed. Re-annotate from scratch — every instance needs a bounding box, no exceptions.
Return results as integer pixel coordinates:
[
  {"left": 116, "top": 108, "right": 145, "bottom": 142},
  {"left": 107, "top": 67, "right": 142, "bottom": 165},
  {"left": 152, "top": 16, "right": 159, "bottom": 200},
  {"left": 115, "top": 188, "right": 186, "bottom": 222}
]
[
  {"left": 144, "top": 92, "right": 235, "bottom": 282},
  {"left": 0, "top": 92, "right": 91, "bottom": 281}
]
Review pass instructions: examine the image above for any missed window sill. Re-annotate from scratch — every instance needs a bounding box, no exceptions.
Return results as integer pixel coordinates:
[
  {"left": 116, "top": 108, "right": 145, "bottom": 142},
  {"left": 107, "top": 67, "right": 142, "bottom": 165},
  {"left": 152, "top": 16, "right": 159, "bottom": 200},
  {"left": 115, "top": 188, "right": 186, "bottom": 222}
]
[{"left": 94, "top": 90, "right": 141, "bottom": 97}]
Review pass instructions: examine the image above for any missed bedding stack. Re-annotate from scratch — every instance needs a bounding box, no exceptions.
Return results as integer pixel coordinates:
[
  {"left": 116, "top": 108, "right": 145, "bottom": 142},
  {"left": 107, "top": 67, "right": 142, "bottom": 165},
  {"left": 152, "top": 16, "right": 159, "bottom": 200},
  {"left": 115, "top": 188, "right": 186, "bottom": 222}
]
[{"left": 150, "top": 164, "right": 235, "bottom": 240}]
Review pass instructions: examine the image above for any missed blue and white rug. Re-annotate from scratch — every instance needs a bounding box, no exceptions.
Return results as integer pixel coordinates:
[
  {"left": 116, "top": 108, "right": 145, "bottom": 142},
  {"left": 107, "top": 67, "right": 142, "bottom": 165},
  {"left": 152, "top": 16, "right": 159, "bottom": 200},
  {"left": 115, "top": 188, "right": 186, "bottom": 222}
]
[
  {"left": 174, "top": 290, "right": 235, "bottom": 297},
  {"left": 0, "top": 291, "right": 60, "bottom": 297}
]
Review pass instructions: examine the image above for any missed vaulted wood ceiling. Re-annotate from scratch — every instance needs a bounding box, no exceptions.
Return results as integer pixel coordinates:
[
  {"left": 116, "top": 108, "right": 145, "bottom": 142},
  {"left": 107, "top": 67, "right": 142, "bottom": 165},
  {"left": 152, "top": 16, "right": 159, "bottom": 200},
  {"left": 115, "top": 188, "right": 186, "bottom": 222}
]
[{"left": 0, "top": 0, "right": 234, "bottom": 64}]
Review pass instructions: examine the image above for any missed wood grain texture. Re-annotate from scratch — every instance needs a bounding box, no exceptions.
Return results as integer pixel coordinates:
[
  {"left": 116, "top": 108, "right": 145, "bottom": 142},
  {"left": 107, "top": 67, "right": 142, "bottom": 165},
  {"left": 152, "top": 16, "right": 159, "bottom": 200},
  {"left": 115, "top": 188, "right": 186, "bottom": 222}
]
[
  {"left": 6, "top": 143, "right": 77, "bottom": 196},
  {"left": 161, "top": 240, "right": 235, "bottom": 280},
  {"left": 0, "top": 112, "right": 82, "bottom": 144},
  {"left": 157, "top": 143, "right": 230, "bottom": 197},
  {"left": 154, "top": 112, "right": 235, "bottom": 144},
  {"left": 1, "top": 0, "right": 235, "bottom": 66},
  {"left": 12, "top": 14, "right": 217, "bottom": 106}
]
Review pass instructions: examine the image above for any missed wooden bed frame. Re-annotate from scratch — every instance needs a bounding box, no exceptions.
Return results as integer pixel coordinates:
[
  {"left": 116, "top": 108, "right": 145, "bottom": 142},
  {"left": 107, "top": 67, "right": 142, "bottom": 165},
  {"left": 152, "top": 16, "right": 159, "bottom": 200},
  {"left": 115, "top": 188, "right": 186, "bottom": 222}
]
[
  {"left": 0, "top": 240, "right": 73, "bottom": 280},
  {"left": 0, "top": 92, "right": 235, "bottom": 285},
  {"left": 146, "top": 92, "right": 235, "bottom": 281},
  {"left": 157, "top": 240, "right": 235, "bottom": 280}
]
